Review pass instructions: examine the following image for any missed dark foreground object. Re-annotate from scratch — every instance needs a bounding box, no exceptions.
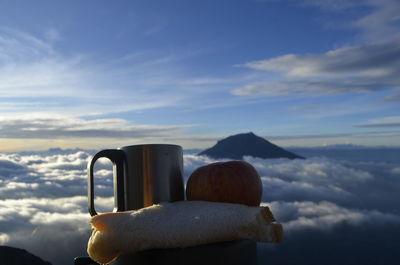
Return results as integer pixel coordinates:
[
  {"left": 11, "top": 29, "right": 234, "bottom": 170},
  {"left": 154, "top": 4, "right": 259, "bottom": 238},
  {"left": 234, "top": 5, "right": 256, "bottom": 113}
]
[
  {"left": 75, "top": 240, "right": 258, "bottom": 265},
  {"left": 0, "top": 246, "right": 52, "bottom": 265}
]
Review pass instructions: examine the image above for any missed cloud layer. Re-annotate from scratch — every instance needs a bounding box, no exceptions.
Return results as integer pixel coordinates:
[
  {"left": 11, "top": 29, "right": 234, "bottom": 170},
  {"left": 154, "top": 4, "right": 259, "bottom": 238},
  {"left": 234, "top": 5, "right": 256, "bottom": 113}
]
[{"left": 0, "top": 148, "right": 399, "bottom": 264}]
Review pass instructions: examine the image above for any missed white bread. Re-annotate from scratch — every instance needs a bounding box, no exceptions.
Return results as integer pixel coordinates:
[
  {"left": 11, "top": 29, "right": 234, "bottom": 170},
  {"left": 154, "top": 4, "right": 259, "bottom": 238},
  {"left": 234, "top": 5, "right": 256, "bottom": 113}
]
[{"left": 87, "top": 200, "right": 282, "bottom": 264}]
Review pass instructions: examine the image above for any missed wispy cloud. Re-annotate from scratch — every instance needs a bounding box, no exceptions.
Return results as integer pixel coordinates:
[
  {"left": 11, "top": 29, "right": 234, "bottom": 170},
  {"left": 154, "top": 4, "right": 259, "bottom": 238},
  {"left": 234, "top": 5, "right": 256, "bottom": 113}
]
[
  {"left": 242, "top": 42, "right": 400, "bottom": 78},
  {"left": 0, "top": 114, "right": 188, "bottom": 139},
  {"left": 353, "top": 0, "right": 400, "bottom": 43},
  {"left": 262, "top": 0, "right": 400, "bottom": 42},
  {"left": 43, "top": 28, "right": 61, "bottom": 43},
  {"left": 0, "top": 28, "right": 189, "bottom": 117},
  {"left": 267, "top": 130, "right": 400, "bottom": 141},
  {"left": 356, "top": 116, "right": 400, "bottom": 128},
  {"left": 259, "top": 0, "right": 362, "bottom": 11},
  {"left": 234, "top": 41, "right": 400, "bottom": 96},
  {"left": 290, "top": 105, "right": 320, "bottom": 111},
  {"left": 0, "top": 27, "right": 211, "bottom": 147},
  {"left": 382, "top": 94, "right": 400, "bottom": 102},
  {"left": 0, "top": 28, "right": 84, "bottom": 97},
  {"left": 234, "top": 1, "right": 400, "bottom": 98},
  {"left": 300, "top": 0, "right": 362, "bottom": 11}
]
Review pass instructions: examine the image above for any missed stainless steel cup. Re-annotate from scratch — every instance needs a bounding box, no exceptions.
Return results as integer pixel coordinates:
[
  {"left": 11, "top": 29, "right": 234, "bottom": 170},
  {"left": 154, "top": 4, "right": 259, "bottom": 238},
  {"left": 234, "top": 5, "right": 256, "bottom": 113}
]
[{"left": 88, "top": 144, "right": 184, "bottom": 216}]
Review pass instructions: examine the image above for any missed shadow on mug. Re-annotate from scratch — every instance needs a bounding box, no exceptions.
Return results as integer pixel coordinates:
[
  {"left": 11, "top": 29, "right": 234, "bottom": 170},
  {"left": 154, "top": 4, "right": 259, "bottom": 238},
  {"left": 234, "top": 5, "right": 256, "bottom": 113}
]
[{"left": 75, "top": 240, "right": 258, "bottom": 265}]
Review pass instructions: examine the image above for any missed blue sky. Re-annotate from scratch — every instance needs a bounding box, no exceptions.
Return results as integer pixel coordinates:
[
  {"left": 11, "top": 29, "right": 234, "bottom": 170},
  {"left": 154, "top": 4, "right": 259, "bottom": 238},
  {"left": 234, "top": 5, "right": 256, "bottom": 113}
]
[{"left": 0, "top": 0, "right": 399, "bottom": 151}]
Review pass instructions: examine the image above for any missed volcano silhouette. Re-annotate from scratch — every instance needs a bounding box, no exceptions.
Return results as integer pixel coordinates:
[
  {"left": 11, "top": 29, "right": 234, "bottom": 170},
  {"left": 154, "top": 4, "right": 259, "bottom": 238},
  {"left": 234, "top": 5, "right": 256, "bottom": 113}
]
[{"left": 199, "top": 132, "right": 304, "bottom": 160}]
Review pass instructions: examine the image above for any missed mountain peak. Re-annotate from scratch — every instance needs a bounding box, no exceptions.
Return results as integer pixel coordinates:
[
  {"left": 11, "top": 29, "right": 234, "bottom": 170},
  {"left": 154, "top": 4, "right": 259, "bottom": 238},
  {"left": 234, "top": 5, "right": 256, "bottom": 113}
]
[{"left": 199, "top": 132, "right": 304, "bottom": 160}]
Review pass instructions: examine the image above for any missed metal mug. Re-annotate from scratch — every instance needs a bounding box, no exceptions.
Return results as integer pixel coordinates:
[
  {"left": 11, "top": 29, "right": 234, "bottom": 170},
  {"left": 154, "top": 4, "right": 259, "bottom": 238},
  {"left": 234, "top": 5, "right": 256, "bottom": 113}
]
[{"left": 87, "top": 144, "right": 184, "bottom": 216}]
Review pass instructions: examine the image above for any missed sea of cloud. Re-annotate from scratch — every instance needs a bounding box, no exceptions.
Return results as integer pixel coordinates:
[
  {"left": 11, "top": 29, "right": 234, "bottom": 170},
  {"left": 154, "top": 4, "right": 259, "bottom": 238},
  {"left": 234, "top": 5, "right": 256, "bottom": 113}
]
[{"left": 0, "top": 148, "right": 399, "bottom": 265}]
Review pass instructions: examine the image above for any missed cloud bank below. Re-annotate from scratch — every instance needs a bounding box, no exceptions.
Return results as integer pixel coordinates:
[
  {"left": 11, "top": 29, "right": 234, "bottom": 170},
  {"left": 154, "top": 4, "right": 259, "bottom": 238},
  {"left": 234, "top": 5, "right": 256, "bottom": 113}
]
[{"left": 0, "top": 148, "right": 399, "bottom": 264}]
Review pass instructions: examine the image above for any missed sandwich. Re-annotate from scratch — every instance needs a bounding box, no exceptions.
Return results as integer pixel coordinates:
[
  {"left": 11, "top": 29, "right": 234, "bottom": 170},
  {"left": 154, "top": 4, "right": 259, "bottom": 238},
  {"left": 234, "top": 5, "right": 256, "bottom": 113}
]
[{"left": 87, "top": 200, "right": 282, "bottom": 264}]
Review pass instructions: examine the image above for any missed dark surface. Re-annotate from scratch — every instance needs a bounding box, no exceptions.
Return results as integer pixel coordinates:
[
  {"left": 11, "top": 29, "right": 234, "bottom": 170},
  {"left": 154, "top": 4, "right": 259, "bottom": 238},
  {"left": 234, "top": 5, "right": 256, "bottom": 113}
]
[
  {"left": 199, "top": 132, "right": 304, "bottom": 160},
  {"left": 113, "top": 240, "right": 258, "bottom": 265},
  {"left": 258, "top": 223, "right": 400, "bottom": 265},
  {"left": 75, "top": 256, "right": 99, "bottom": 265},
  {"left": 76, "top": 241, "right": 258, "bottom": 265},
  {"left": 0, "top": 246, "right": 52, "bottom": 265}
]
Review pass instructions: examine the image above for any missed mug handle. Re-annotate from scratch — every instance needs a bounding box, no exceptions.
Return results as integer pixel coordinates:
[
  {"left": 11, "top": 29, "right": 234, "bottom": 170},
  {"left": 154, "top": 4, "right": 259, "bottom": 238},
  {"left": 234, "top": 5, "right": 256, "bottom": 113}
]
[{"left": 88, "top": 149, "right": 126, "bottom": 216}]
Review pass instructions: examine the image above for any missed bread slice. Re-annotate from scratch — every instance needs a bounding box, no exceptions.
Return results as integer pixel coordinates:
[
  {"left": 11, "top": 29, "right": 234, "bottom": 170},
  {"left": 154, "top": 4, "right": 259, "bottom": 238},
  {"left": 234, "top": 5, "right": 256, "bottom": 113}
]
[{"left": 87, "top": 201, "right": 282, "bottom": 264}]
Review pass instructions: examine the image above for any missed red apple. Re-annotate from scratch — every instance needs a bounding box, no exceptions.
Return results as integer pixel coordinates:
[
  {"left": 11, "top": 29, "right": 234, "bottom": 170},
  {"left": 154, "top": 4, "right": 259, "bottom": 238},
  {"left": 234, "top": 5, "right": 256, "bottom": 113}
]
[{"left": 186, "top": 161, "right": 262, "bottom": 206}]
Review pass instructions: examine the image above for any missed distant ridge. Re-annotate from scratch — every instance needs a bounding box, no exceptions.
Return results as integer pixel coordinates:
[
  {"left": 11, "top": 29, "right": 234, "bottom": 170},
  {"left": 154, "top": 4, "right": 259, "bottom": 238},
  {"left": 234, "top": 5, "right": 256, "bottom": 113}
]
[
  {"left": 0, "top": 246, "right": 52, "bottom": 265},
  {"left": 199, "top": 132, "right": 304, "bottom": 160}
]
